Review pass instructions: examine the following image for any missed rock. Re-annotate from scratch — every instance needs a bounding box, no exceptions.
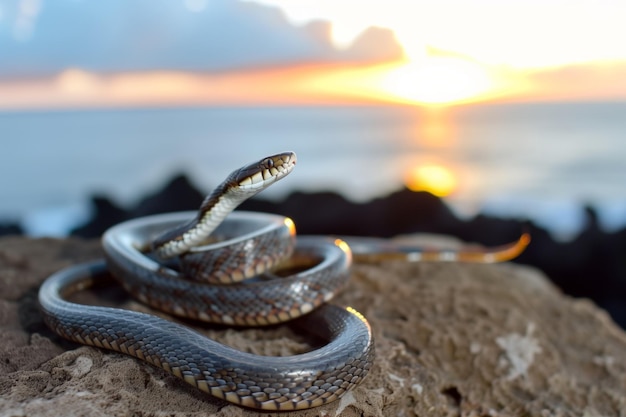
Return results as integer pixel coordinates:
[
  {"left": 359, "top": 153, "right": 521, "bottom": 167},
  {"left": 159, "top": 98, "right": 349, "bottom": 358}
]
[
  {"left": 241, "top": 189, "right": 460, "bottom": 237},
  {"left": 2, "top": 235, "right": 626, "bottom": 416},
  {"left": 72, "top": 175, "right": 205, "bottom": 238},
  {"left": 71, "top": 195, "right": 128, "bottom": 238},
  {"left": 0, "top": 222, "right": 22, "bottom": 236},
  {"left": 131, "top": 174, "right": 205, "bottom": 217}
]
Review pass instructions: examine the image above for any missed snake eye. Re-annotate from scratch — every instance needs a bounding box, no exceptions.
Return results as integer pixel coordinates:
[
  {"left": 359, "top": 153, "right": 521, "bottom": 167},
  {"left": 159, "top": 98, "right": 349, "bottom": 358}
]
[{"left": 263, "top": 158, "right": 274, "bottom": 168}]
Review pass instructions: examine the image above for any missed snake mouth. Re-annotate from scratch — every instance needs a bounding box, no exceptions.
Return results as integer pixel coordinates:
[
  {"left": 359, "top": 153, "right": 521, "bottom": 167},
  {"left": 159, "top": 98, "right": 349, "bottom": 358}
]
[{"left": 237, "top": 151, "right": 296, "bottom": 191}]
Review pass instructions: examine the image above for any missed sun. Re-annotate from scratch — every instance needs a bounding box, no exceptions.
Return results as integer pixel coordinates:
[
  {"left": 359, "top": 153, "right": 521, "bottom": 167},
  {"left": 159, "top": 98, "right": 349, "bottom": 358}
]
[{"left": 377, "top": 57, "right": 493, "bottom": 105}]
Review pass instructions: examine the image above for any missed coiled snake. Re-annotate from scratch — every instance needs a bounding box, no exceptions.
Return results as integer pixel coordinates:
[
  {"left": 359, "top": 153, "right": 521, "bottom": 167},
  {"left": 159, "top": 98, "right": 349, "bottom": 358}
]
[{"left": 39, "top": 151, "right": 529, "bottom": 411}]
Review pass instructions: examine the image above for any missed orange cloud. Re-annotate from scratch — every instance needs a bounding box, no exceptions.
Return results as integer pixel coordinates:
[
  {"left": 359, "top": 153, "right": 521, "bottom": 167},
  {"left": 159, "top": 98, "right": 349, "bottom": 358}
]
[
  {"left": 0, "top": 59, "right": 625, "bottom": 111},
  {"left": 515, "top": 61, "right": 626, "bottom": 103},
  {"left": 0, "top": 64, "right": 376, "bottom": 110}
]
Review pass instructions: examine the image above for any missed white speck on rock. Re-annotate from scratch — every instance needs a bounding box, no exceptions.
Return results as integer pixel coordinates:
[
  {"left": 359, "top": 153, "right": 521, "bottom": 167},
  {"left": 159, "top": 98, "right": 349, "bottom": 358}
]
[
  {"left": 496, "top": 323, "right": 541, "bottom": 380},
  {"left": 334, "top": 391, "right": 356, "bottom": 416},
  {"left": 69, "top": 356, "right": 93, "bottom": 378},
  {"left": 411, "top": 383, "right": 423, "bottom": 395},
  {"left": 388, "top": 373, "right": 405, "bottom": 387},
  {"left": 592, "top": 355, "right": 615, "bottom": 368},
  {"left": 470, "top": 342, "right": 482, "bottom": 354}
]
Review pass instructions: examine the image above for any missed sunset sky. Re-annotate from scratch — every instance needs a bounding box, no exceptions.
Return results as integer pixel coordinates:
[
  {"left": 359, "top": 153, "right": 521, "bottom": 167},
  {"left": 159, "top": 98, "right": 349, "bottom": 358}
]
[{"left": 1, "top": 0, "right": 625, "bottom": 109}]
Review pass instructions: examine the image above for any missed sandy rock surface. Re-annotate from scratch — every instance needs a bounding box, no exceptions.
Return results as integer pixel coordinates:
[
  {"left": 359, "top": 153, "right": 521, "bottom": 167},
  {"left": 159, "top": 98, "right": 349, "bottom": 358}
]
[{"left": 1, "top": 235, "right": 626, "bottom": 417}]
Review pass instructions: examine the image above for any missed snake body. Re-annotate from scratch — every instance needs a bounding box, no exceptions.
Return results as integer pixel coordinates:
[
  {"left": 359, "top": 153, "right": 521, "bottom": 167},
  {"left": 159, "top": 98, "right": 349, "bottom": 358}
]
[
  {"left": 152, "top": 152, "right": 297, "bottom": 260},
  {"left": 39, "top": 151, "right": 374, "bottom": 411},
  {"left": 39, "top": 151, "right": 529, "bottom": 410},
  {"left": 39, "top": 261, "right": 372, "bottom": 411},
  {"left": 103, "top": 212, "right": 352, "bottom": 326}
]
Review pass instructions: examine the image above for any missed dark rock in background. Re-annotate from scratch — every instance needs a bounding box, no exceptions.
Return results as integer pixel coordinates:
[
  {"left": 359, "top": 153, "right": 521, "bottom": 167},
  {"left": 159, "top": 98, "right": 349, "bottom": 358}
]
[
  {"left": 67, "top": 173, "right": 626, "bottom": 328},
  {"left": 71, "top": 196, "right": 127, "bottom": 238},
  {"left": 0, "top": 222, "right": 22, "bottom": 236},
  {"left": 72, "top": 175, "right": 204, "bottom": 237}
]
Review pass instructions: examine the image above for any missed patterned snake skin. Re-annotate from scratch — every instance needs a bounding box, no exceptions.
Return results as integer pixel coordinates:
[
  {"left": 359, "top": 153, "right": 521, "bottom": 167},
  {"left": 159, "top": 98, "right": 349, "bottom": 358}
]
[
  {"left": 39, "top": 260, "right": 373, "bottom": 410},
  {"left": 38, "top": 151, "right": 528, "bottom": 410},
  {"left": 39, "top": 152, "right": 375, "bottom": 411}
]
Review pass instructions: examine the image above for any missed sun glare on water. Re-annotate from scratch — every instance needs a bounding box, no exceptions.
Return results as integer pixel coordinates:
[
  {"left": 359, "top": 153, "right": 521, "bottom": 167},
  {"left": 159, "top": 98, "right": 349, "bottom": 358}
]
[{"left": 405, "top": 164, "right": 458, "bottom": 197}]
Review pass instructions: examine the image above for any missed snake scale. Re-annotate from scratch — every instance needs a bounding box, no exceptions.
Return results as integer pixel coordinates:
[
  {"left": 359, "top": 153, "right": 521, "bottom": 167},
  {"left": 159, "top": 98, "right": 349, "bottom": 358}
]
[{"left": 39, "top": 151, "right": 529, "bottom": 411}]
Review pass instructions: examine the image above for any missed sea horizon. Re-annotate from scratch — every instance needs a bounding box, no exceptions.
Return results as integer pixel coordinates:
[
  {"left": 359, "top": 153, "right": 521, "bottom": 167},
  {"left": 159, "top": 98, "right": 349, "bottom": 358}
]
[{"left": 2, "top": 100, "right": 625, "bottom": 239}]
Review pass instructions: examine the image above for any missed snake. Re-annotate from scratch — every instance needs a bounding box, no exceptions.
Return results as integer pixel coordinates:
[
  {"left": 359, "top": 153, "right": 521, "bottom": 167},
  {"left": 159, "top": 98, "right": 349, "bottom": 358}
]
[{"left": 39, "top": 151, "right": 530, "bottom": 411}]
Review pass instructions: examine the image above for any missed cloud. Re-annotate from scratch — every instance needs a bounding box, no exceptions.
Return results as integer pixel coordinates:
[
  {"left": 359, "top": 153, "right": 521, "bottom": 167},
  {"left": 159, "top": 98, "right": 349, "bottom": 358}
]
[
  {"left": 342, "top": 26, "right": 405, "bottom": 63},
  {"left": 519, "top": 61, "right": 626, "bottom": 102},
  {"left": 0, "top": 0, "right": 404, "bottom": 77}
]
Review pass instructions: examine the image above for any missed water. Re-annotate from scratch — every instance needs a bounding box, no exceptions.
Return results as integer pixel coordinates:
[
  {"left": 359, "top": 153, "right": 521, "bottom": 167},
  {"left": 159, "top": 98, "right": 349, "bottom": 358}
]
[{"left": 2, "top": 101, "right": 625, "bottom": 238}]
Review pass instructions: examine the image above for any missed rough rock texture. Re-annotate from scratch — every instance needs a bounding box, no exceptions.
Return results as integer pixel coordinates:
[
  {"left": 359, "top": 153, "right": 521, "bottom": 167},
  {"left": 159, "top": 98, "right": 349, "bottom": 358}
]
[{"left": 1, "top": 235, "right": 626, "bottom": 417}]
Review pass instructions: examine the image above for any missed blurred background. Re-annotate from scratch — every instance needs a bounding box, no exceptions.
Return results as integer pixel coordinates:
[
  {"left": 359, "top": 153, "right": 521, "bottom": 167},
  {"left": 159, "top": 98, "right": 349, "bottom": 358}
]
[{"left": 1, "top": 1, "right": 626, "bottom": 322}]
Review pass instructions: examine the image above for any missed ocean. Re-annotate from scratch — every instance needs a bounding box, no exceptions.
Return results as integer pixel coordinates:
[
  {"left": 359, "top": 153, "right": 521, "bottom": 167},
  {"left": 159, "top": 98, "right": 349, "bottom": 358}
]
[{"left": 2, "top": 101, "right": 625, "bottom": 239}]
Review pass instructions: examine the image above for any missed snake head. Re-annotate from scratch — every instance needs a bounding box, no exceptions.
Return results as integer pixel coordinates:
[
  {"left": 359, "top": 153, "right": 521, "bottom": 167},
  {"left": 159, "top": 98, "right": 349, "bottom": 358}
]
[{"left": 235, "top": 151, "right": 297, "bottom": 193}]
